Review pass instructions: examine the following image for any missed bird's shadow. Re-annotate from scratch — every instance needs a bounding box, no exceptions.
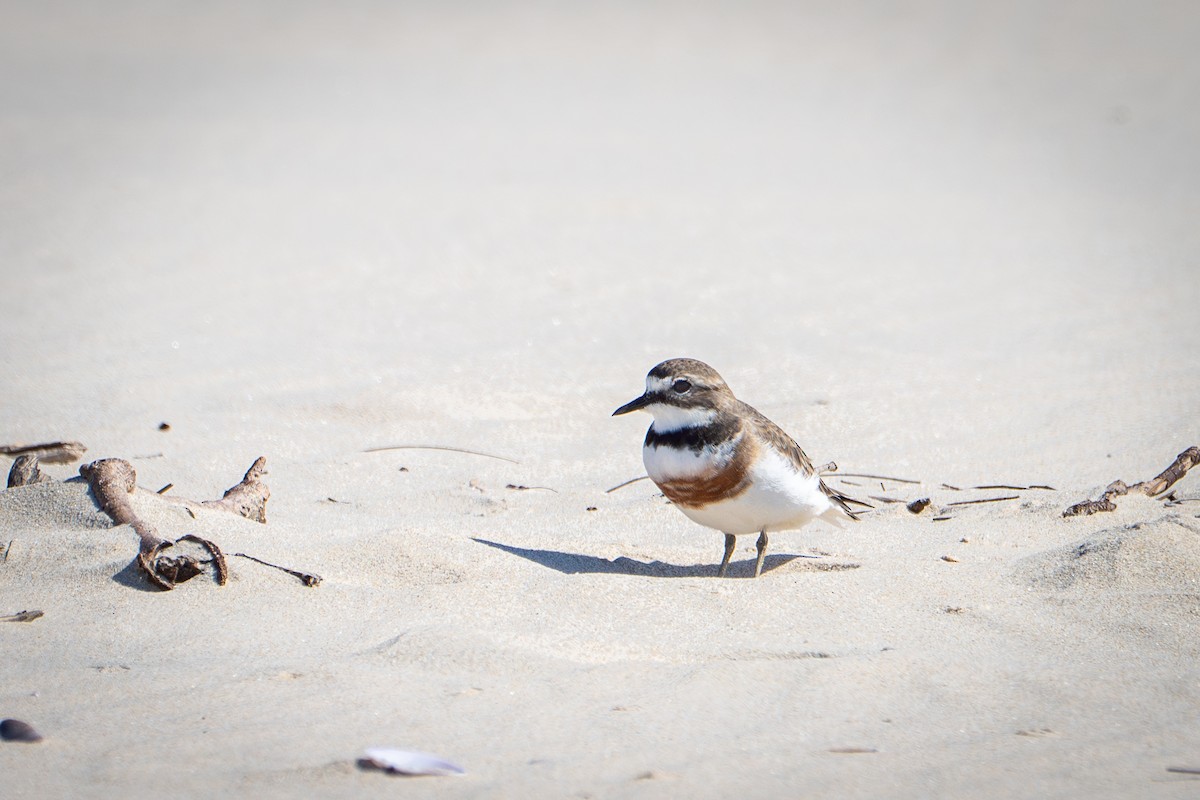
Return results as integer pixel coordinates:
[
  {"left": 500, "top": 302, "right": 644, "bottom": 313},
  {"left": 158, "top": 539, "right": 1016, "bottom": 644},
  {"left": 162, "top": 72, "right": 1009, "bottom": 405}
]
[{"left": 472, "top": 538, "right": 848, "bottom": 578}]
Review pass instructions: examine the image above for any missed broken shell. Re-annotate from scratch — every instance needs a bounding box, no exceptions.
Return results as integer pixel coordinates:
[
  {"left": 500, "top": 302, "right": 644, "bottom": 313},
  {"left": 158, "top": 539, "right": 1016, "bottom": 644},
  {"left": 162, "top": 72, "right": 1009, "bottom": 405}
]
[
  {"left": 360, "top": 747, "right": 465, "bottom": 776},
  {"left": 1, "top": 719, "right": 43, "bottom": 742}
]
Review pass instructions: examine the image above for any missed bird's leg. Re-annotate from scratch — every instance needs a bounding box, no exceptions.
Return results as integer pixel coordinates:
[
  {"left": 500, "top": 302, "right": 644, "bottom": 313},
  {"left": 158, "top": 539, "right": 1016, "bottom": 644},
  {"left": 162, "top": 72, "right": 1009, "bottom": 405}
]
[
  {"left": 717, "top": 533, "right": 737, "bottom": 577},
  {"left": 754, "top": 530, "right": 769, "bottom": 578}
]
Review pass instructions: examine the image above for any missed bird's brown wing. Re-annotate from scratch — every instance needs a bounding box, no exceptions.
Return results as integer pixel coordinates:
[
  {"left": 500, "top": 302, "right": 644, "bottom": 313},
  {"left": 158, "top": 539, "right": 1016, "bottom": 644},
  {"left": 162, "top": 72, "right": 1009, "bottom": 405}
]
[{"left": 737, "top": 401, "right": 865, "bottom": 520}]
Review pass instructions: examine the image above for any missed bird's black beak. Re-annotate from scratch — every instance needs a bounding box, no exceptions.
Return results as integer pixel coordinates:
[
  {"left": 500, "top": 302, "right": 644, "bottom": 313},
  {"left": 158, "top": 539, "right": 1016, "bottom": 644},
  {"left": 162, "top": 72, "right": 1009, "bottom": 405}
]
[{"left": 612, "top": 393, "right": 651, "bottom": 416}]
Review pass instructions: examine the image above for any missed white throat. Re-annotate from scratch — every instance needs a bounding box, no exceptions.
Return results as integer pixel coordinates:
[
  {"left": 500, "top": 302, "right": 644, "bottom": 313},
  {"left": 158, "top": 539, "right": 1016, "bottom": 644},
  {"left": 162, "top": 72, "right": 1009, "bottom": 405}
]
[{"left": 647, "top": 403, "right": 717, "bottom": 433}]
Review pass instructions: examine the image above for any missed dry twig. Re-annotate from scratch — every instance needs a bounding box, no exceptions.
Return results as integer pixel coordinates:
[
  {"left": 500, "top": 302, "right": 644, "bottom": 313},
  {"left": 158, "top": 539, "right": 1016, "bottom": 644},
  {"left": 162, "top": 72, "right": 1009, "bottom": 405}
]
[
  {"left": 946, "top": 495, "right": 1019, "bottom": 507},
  {"left": 233, "top": 553, "right": 322, "bottom": 587},
  {"left": 834, "top": 472, "right": 921, "bottom": 485},
  {"left": 973, "top": 484, "right": 1055, "bottom": 491},
  {"left": 605, "top": 475, "right": 651, "bottom": 494},
  {"left": 363, "top": 444, "right": 519, "bottom": 464}
]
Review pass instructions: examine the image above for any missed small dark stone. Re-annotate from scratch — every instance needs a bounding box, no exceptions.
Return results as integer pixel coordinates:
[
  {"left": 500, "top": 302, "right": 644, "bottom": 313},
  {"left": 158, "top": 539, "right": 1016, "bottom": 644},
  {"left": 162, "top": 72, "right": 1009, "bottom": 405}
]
[
  {"left": 1, "top": 718, "right": 43, "bottom": 743},
  {"left": 906, "top": 497, "right": 931, "bottom": 514},
  {"left": 158, "top": 422, "right": 171, "bottom": 431}
]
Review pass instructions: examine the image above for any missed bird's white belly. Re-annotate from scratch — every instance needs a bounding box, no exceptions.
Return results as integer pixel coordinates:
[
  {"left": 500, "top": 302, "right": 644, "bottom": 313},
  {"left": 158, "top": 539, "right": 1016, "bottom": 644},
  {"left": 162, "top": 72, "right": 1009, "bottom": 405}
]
[{"left": 647, "top": 445, "right": 835, "bottom": 535}]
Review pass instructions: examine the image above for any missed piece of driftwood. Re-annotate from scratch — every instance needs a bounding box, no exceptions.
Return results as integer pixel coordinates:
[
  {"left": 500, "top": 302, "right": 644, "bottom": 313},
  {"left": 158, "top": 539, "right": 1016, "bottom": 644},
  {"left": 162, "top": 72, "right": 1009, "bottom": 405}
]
[
  {"left": 200, "top": 456, "right": 270, "bottom": 522},
  {"left": 77, "top": 456, "right": 310, "bottom": 591},
  {"left": 0, "top": 610, "right": 44, "bottom": 623},
  {"left": 0, "top": 441, "right": 86, "bottom": 464},
  {"left": 6, "top": 453, "right": 312, "bottom": 591},
  {"left": 7, "top": 455, "right": 53, "bottom": 488},
  {"left": 79, "top": 458, "right": 216, "bottom": 590},
  {"left": 1064, "top": 446, "right": 1200, "bottom": 517}
]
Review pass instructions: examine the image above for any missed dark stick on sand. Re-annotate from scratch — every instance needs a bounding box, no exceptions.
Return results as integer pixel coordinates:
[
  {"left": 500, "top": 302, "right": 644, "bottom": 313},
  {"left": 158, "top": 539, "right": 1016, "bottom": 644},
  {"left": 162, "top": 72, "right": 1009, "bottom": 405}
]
[
  {"left": 233, "top": 553, "right": 322, "bottom": 587},
  {"left": 834, "top": 472, "right": 921, "bottom": 485},
  {"left": 946, "top": 495, "right": 1020, "bottom": 507},
  {"left": 973, "top": 484, "right": 1056, "bottom": 491}
]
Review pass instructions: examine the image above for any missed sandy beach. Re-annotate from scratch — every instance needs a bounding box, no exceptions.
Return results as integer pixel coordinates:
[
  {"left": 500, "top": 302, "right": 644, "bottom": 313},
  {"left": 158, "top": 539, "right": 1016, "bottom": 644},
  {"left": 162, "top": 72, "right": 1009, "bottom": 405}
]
[{"left": 2, "top": 2, "right": 1199, "bottom": 797}]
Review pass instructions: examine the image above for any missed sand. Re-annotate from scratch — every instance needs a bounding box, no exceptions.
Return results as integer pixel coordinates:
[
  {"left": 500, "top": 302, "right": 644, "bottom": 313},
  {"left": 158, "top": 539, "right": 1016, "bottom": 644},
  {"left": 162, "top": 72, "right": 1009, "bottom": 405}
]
[{"left": 2, "top": 2, "right": 1199, "bottom": 797}]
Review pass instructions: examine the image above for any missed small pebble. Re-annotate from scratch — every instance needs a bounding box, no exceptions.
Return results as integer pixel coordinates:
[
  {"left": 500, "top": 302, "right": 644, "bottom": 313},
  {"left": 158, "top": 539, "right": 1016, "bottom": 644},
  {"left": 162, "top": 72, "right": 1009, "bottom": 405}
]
[
  {"left": 1, "top": 719, "right": 43, "bottom": 743},
  {"left": 906, "top": 497, "right": 931, "bottom": 514}
]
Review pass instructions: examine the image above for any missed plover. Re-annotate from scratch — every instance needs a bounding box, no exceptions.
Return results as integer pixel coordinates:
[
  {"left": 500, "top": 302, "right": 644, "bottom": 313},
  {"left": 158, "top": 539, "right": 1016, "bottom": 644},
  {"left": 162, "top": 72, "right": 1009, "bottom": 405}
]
[{"left": 613, "top": 358, "right": 863, "bottom": 577}]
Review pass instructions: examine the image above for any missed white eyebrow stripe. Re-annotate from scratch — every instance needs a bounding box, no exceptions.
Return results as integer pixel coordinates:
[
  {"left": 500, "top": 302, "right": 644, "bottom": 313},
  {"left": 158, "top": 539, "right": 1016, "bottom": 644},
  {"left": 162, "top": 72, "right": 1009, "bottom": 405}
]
[{"left": 647, "top": 375, "right": 673, "bottom": 393}]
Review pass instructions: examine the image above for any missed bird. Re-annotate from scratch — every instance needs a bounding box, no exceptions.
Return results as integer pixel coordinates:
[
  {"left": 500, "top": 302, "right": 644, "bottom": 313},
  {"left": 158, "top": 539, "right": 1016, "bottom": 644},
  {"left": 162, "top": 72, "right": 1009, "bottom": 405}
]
[{"left": 613, "top": 358, "right": 864, "bottom": 578}]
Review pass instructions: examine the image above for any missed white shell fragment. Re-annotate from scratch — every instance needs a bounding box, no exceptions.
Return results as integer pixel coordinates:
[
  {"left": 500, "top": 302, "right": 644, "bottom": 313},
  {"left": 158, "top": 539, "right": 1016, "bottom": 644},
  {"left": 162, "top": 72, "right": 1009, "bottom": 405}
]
[{"left": 361, "top": 747, "right": 465, "bottom": 776}]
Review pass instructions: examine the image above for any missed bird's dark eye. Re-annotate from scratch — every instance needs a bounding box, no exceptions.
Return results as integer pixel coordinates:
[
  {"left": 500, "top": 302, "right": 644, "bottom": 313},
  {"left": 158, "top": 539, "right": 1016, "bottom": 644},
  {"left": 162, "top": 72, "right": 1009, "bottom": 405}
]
[{"left": 672, "top": 379, "right": 692, "bottom": 394}]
